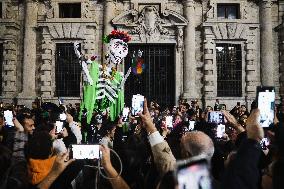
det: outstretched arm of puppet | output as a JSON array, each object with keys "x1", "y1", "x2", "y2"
[
  {"x1": 120, "y1": 67, "x2": 131, "y2": 89},
  {"x1": 74, "y1": 42, "x2": 94, "y2": 85}
]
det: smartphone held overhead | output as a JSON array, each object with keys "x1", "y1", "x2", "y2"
[
  {"x1": 122, "y1": 107, "x2": 130, "y2": 122},
  {"x1": 4, "y1": 110, "x2": 14, "y2": 127},
  {"x1": 207, "y1": 111, "x2": 225, "y2": 125},
  {"x1": 166, "y1": 116, "x2": 173, "y2": 128},
  {"x1": 131, "y1": 94, "x2": 144, "y2": 116},
  {"x1": 176, "y1": 156, "x2": 212, "y2": 189},
  {"x1": 55, "y1": 121, "x2": 64, "y2": 133},
  {"x1": 70, "y1": 144, "x2": 101, "y2": 159},
  {"x1": 216, "y1": 124, "x2": 225, "y2": 138},
  {"x1": 188, "y1": 121, "x2": 195, "y2": 131},
  {"x1": 256, "y1": 86, "x2": 275, "y2": 128}
]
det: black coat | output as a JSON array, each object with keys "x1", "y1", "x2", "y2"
[{"x1": 221, "y1": 139, "x2": 262, "y2": 189}]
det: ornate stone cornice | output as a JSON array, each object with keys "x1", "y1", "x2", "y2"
[
  {"x1": 112, "y1": 6, "x2": 187, "y2": 42},
  {"x1": 183, "y1": 0, "x2": 201, "y2": 7},
  {"x1": 203, "y1": 22, "x2": 259, "y2": 41},
  {"x1": 38, "y1": 20, "x2": 97, "y2": 39},
  {"x1": 252, "y1": 0, "x2": 277, "y2": 6}
]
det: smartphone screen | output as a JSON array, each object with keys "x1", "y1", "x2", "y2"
[
  {"x1": 257, "y1": 87, "x2": 275, "y2": 128},
  {"x1": 55, "y1": 121, "x2": 63, "y2": 133},
  {"x1": 71, "y1": 144, "x2": 100, "y2": 159},
  {"x1": 59, "y1": 113, "x2": 67, "y2": 121},
  {"x1": 177, "y1": 159, "x2": 212, "y2": 189},
  {"x1": 166, "y1": 116, "x2": 173, "y2": 128},
  {"x1": 260, "y1": 137, "x2": 270, "y2": 150},
  {"x1": 207, "y1": 111, "x2": 225, "y2": 124},
  {"x1": 131, "y1": 94, "x2": 144, "y2": 116},
  {"x1": 189, "y1": 121, "x2": 195, "y2": 131},
  {"x1": 216, "y1": 124, "x2": 225, "y2": 138},
  {"x1": 4, "y1": 110, "x2": 14, "y2": 127},
  {"x1": 122, "y1": 107, "x2": 130, "y2": 122}
]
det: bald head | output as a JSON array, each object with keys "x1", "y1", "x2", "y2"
[{"x1": 180, "y1": 131, "x2": 214, "y2": 160}]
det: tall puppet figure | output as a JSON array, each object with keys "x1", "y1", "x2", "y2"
[{"x1": 74, "y1": 30, "x2": 131, "y2": 123}]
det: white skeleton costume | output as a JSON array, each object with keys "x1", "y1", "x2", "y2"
[{"x1": 74, "y1": 31, "x2": 132, "y2": 122}]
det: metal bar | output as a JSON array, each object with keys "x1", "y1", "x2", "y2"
[
  {"x1": 0, "y1": 44, "x2": 3, "y2": 95},
  {"x1": 55, "y1": 43, "x2": 81, "y2": 97},
  {"x1": 216, "y1": 43, "x2": 242, "y2": 97}
]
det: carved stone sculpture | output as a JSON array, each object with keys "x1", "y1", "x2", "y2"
[{"x1": 130, "y1": 6, "x2": 169, "y2": 42}]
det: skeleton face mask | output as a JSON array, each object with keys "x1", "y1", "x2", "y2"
[{"x1": 108, "y1": 39, "x2": 128, "y2": 64}]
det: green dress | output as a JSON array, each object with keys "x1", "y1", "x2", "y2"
[{"x1": 79, "y1": 61, "x2": 124, "y2": 123}]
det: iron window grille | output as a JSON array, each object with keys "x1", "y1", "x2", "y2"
[
  {"x1": 0, "y1": 2, "x2": 2, "y2": 18},
  {"x1": 59, "y1": 3, "x2": 81, "y2": 18},
  {"x1": 216, "y1": 43, "x2": 242, "y2": 97},
  {"x1": 124, "y1": 44, "x2": 175, "y2": 109},
  {"x1": 217, "y1": 4, "x2": 240, "y2": 19},
  {"x1": 55, "y1": 43, "x2": 81, "y2": 97},
  {"x1": 0, "y1": 44, "x2": 2, "y2": 95}
]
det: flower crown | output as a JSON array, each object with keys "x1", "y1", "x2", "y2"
[{"x1": 103, "y1": 30, "x2": 131, "y2": 44}]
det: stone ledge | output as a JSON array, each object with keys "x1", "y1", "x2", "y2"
[
  {"x1": 41, "y1": 86, "x2": 52, "y2": 92},
  {"x1": 204, "y1": 63, "x2": 214, "y2": 70},
  {"x1": 4, "y1": 54, "x2": 17, "y2": 60},
  {"x1": 246, "y1": 54, "x2": 255, "y2": 61},
  {"x1": 41, "y1": 75, "x2": 52, "y2": 82},
  {"x1": 42, "y1": 54, "x2": 52, "y2": 60},
  {"x1": 41, "y1": 92, "x2": 52, "y2": 98},
  {"x1": 204, "y1": 53, "x2": 214, "y2": 60},
  {"x1": 4, "y1": 43, "x2": 16, "y2": 50},
  {"x1": 42, "y1": 44, "x2": 52, "y2": 50},
  {"x1": 204, "y1": 85, "x2": 215, "y2": 92},
  {"x1": 245, "y1": 43, "x2": 255, "y2": 50},
  {"x1": 246, "y1": 65, "x2": 257, "y2": 71},
  {"x1": 3, "y1": 65, "x2": 16, "y2": 71},
  {"x1": 3, "y1": 86, "x2": 16, "y2": 92},
  {"x1": 246, "y1": 74, "x2": 257, "y2": 81},
  {"x1": 246, "y1": 86, "x2": 256, "y2": 92},
  {"x1": 41, "y1": 64, "x2": 52, "y2": 71},
  {"x1": 3, "y1": 76, "x2": 16, "y2": 81},
  {"x1": 204, "y1": 75, "x2": 214, "y2": 81}
]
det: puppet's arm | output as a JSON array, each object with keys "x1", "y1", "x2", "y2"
[{"x1": 74, "y1": 42, "x2": 94, "y2": 85}]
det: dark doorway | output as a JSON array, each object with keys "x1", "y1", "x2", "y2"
[{"x1": 124, "y1": 44, "x2": 175, "y2": 109}]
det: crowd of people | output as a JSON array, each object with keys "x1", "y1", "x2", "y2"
[{"x1": 0, "y1": 97, "x2": 283, "y2": 189}]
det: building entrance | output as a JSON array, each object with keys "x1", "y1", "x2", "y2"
[{"x1": 124, "y1": 44, "x2": 175, "y2": 109}]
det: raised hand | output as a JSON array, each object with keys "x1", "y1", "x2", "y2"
[
  {"x1": 222, "y1": 110, "x2": 245, "y2": 134},
  {"x1": 51, "y1": 153, "x2": 75, "y2": 175},
  {"x1": 100, "y1": 145, "x2": 111, "y2": 170},
  {"x1": 246, "y1": 109, "x2": 264, "y2": 142},
  {"x1": 138, "y1": 98, "x2": 157, "y2": 134}
]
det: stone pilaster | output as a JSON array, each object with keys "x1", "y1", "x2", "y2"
[
  {"x1": 40, "y1": 27, "x2": 53, "y2": 98},
  {"x1": 2, "y1": 40, "x2": 17, "y2": 96},
  {"x1": 183, "y1": 0, "x2": 197, "y2": 99},
  {"x1": 20, "y1": 0, "x2": 38, "y2": 97},
  {"x1": 279, "y1": 28, "x2": 284, "y2": 99},
  {"x1": 203, "y1": 40, "x2": 215, "y2": 97},
  {"x1": 245, "y1": 41, "x2": 258, "y2": 97},
  {"x1": 0, "y1": 1, "x2": 20, "y2": 97},
  {"x1": 82, "y1": 23, "x2": 97, "y2": 57},
  {"x1": 260, "y1": 0, "x2": 274, "y2": 86},
  {"x1": 103, "y1": 0, "x2": 115, "y2": 63}
]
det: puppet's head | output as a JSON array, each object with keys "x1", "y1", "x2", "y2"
[{"x1": 104, "y1": 30, "x2": 131, "y2": 65}]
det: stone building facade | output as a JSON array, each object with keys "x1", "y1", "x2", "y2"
[{"x1": 0, "y1": 0, "x2": 283, "y2": 109}]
